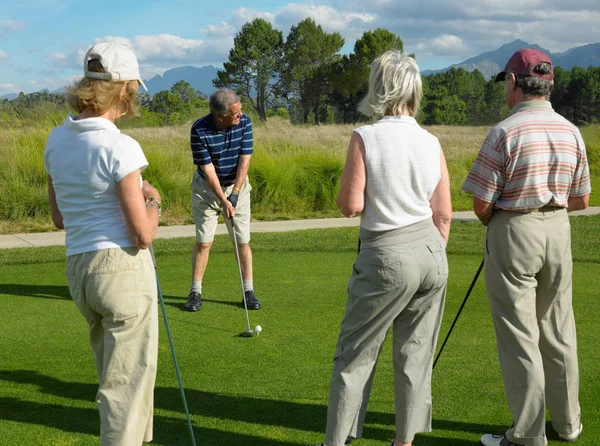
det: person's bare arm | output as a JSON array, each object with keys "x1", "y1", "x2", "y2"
[
  {"x1": 337, "y1": 132, "x2": 366, "y2": 218},
  {"x1": 429, "y1": 149, "x2": 452, "y2": 243},
  {"x1": 233, "y1": 154, "x2": 251, "y2": 192},
  {"x1": 117, "y1": 170, "x2": 160, "y2": 249},
  {"x1": 568, "y1": 194, "x2": 589, "y2": 212},
  {"x1": 473, "y1": 196, "x2": 494, "y2": 226},
  {"x1": 47, "y1": 175, "x2": 64, "y2": 229},
  {"x1": 200, "y1": 163, "x2": 235, "y2": 218}
]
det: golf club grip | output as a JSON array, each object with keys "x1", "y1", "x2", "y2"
[{"x1": 149, "y1": 244, "x2": 157, "y2": 268}]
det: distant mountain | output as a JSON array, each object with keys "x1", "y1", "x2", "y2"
[
  {"x1": 422, "y1": 39, "x2": 600, "y2": 79},
  {"x1": 1, "y1": 93, "x2": 17, "y2": 100},
  {"x1": 144, "y1": 65, "x2": 219, "y2": 96}
]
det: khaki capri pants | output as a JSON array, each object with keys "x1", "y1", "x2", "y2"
[
  {"x1": 66, "y1": 247, "x2": 158, "y2": 446},
  {"x1": 325, "y1": 219, "x2": 448, "y2": 445},
  {"x1": 191, "y1": 170, "x2": 252, "y2": 244}
]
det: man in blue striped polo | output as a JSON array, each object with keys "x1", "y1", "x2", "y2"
[{"x1": 185, "y1": 88, "x2": 261, "y2": 312}]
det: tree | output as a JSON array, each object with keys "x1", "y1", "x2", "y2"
[
  {"x1": 282, "y1": 18, "x2": 344, "y2": 124},
  {"x1": 214, "y1": 18, "x2": 284, "y2": 121},
  {"x1": 149, "y1": 90, "x2": 185, "y2": 117},
  {"x1": 170, "y1": 80, "x2": 197, "y2": 104},
  {"x1": 329, "y1": 29, "x2": 404, "y2": 123}
]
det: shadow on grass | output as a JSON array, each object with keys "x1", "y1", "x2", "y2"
[
  {"x1": 0, "y1": 283, "x2": 71, "y2": 300},
  {"x1": 161, "y1": 294, "x2": 244, "y2": 311},
  {"x1": 0, "y1": 397, "x2": 304, "y2": 445},
  {"x1": 1, "y1": 370, "x2": 499, "y2": 444}
]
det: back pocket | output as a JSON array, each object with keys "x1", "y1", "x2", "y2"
[{"x1": 427, "y1": 241, "x2": 448, "y2": 275}]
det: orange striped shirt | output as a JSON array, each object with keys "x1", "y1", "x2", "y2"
[{"x1": 462, "y1": 101, "x2": 590, "y2": 211}]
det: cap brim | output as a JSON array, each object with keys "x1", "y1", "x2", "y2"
[
  {"x1": 495, "y1": 72, "x2": 506, "y2": 82},
  {"x1": 138, "y1": 79, "x2": 148, "y2": 92}
]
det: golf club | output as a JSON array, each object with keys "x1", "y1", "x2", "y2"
[
  {"x1": 149, "y1": 245, "x2": 197, "y2": 446},
  {"x1": 433, "y1": 258, "x2": 484, "y2": 370},
  {"x1": 230, "y1": 217, "x2": 254, "y2": 338}
]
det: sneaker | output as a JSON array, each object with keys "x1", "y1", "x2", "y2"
[
  {"x1": 480, "y1": 434, "x2": 520, "y2": 446},
  {"x1": 242, "y1": 289, "x2": 261, "y2": 310},
  {"x1": 558, "y1": 423, "x2": 582, "y2": 442},
  {"x1": 184, "y1": 291, "x2": 202, "y2": 312},
  {"x1": 315, "y1": 440, "x2": 353, "y2": 446},
  {"x1": 480, "y1": 434, "x2": 547, "y2": 446}
]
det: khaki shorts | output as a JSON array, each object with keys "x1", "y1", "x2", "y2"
[{"x1": 190, "y1": 170, "x2": 252, "y2": 244}]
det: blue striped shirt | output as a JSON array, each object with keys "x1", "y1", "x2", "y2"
[{"x1": 190, "y1": 113, "x2": 254, "y2": 186}]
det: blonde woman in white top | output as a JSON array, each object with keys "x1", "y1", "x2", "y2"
[
  {"x1": 45, "y1": 43, "x2": 161, "y2": 445},
  {"x1": 318, "y1": 51, "x2": 452, "y2": 446}
]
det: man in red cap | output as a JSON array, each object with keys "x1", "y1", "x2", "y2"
[{"x1": 462, "y1": 48, "x2": 590, "y2": 446}]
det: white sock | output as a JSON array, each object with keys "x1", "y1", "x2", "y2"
[
  {"x1": 191, "y1": 280, "x2": 202, "y2": 294},
  {"x1": 243, "y1": 280, "x2": 253, "y2": 292}
]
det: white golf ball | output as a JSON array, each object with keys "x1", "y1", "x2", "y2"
[{"x1": 255, "y1": 325, "x2": 262, "y2": 333}]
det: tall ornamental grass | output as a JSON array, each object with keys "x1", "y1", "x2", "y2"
[{"x1": 1, "y1": 116, "x2": 599, "y2": 234}]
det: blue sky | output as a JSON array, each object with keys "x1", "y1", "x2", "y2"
[{"x1": 1, "y1": 0, "x2": 599, "y2": 96}]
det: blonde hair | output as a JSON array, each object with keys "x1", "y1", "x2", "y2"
[
  {"x1": 358, "y1": 50, "x2": 422, "y2": 118},
  {"x1": 66, "y1": 59, "x2": 138, "y2": 118}
]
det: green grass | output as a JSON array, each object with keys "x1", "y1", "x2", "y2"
[
  {"x1": 2, "y1": 121, "x2": 599, "y2": 234},
  {"x1": 0, "y1": 218, "x2": 599, "y2": 445}
]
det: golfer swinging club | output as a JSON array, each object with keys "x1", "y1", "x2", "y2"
[
  {"x1": 185, "y1": 88, "x2": 261, "y2": 312},
  {"x1": 463, "y1": 48, "x2": 590, "y2": 446}
]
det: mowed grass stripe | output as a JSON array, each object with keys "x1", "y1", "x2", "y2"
[{"x1": 0, "y1": 220, "x2": 598, "y2": 445}]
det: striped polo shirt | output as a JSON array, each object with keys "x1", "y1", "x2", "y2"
[
  {"x1": 190, "y1": 113, "x2": 253, "y2": 186},
  {"x1": 462, "y1": 101, "x2": 590, "y2": 211}
]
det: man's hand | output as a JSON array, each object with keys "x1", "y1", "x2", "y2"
[
  {"x1": 222, "y1": 199, "x2": 235, "y2": 219},
  {"x1": 227, "y1": 192, "x2": 239, "y2": 208}
]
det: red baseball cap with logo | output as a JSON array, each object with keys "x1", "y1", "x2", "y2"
[{"x1": 495, "y1": 48, "x2": 554, "y2": 82}]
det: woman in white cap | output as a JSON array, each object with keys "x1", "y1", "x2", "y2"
[{"x1": 44, "y1": 42, "x2": 161, "y2": 445}]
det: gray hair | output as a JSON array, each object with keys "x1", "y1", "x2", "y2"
[
  {"x1": 515, "y1": 62, "x2": 554, "y2": 99},
  {"x1": 358, "y1": 50, "x2": 422, "y2": 118},
  {"x1": 209, "y1": 88, "x2": 240, "y2": 115}
]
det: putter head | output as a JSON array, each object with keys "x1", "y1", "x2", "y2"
[{"x1": 240, "y1": 329, "x2": 255, "y2": 338}]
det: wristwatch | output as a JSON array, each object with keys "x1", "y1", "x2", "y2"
[{"x1": 145, "y1": 196, "x2": 162, "y2": 217}]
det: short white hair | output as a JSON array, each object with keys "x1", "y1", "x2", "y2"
[{"x1": 358, "y1": 50, "x2": 422, "y2": 118}]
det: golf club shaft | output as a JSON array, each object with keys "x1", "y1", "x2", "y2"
[
  {"x1": 433, "y1": 258, "x2": 484, "y2": 370},
  {"x1": 149, "y1": 246, "x2": 197, "y2": 446},
  {"x1": 231, "y1": 217, "x2": 251, "y2": 331}
]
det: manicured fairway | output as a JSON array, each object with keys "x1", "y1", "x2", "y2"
[{"x1": 0, "y1": 218, "x2": 598, "y2": 445}]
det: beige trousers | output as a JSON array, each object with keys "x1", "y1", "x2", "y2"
[
  {"x1": 66, "y1": 247, "x2": 158, "y2": 446},
  {"x1": 485, "y1": 208, "x2": 581, "y2": 446},
  {"x1": 191, "y1": 170, "x2": 252, "y2": 243},
  {"x1": 325, "y1": 219, "x2": 448, "y2": 445}
]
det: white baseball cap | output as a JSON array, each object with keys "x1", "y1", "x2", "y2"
[{"x1": 83, "y1": 42, "x2": 148, "y2": 91}]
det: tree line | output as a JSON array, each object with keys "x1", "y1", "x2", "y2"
[{"x1": 2, "y1": 19, "x2": 599, "y2": 127}]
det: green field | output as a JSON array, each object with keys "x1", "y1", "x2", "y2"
[
  {"x1": 0, "y1": 218, "x2": 598, "y2": 445},
  {"x1": 1, "y1": 119, "x2": 599, "y2": 234}
]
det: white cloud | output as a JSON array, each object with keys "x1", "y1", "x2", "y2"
[
  {"x1": 0, "y1": 20, "x2": 25, "y2": 32},
  {"x1": 321, "y1": 0, "x2": 600, "y2": 62},
  {"x1": 0, "y1": 50, "x2": 7, "y2": 58},
  {"x1": 231, "y1": 7, "x2": 276, "y2": 27},
  {"x1": 202, "y1": 21, "x2": 236, "y2": 38}
]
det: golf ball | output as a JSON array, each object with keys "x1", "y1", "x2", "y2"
[{"x1": 255, "y1": 325, "x2": 262, "y2": 333}]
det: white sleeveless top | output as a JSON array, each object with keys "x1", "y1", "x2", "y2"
[{"x1": 354, "y1": 115, "x2": 441, "y2": 232}]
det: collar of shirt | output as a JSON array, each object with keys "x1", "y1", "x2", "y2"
[
  {"x1": 65, "y1": 114, "x2": 119, "y2": 133},
  {"x1": 508, "y1": 100, "x2": 553, "y2": 117},
  {"x1": 378, "y1": 115, "x2": 419, "y2": 125}
]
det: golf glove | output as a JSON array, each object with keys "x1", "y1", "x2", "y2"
[{"x1": 227, "y1": 192, "x2": 239, "y2": 208}]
